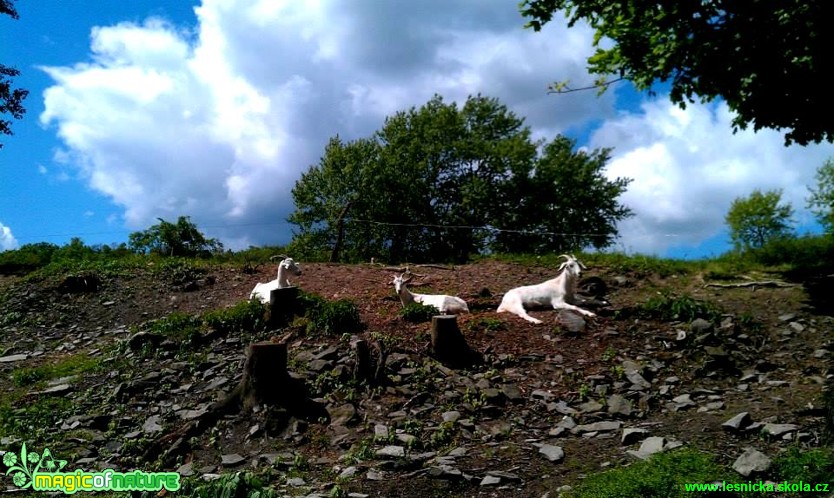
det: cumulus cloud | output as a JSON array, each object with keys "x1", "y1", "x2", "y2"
[
  {"x1": 37, "y1": 0, "x2": 607, "y2": 249},
  {"x1": 591, "y1": 99, "x2": 834, "y2": 255},
  {"x1": 36, "y1": 0, "x2": 834, "y2": 254},
  {"x1": 0, "y1": 223, "x2": 19, "y2": 251}
]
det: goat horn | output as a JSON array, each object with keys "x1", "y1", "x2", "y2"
[
  {"x1": 558, "y1": 254, "x2": 571, "y2": 261},
  {"x1": 270, "y1": 254, "x2": 289, "y2": 261}
]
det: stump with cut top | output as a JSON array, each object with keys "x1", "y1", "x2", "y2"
[
  {"x1": 267, "y1": 286, "x2": 299, "y2": 327},
  {"x1": 430, "y1": 315, "x2": 482, "y2": 368}
]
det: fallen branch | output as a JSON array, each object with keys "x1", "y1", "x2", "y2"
[{"x1": 704, "y1": 280, "x2": 796, "y2": 289}]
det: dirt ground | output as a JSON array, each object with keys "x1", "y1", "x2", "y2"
[{"x1": 0, "y1": 259, "x2": 831, "y2": 497}]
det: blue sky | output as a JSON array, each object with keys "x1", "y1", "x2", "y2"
[{"x1": 2, "y1": 0, "x2": 832, "y2": 258}]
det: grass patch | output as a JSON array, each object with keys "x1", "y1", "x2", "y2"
[
  {"x1": 12, "y1": 355, "x2": 101, "y2": 388},
  {"x1": 566, "y1": 448, "x2": 727, "y2": 498},
  {"x1": 639, "y1": 292, "x2": 722, "y2": 322},
  {"x1": 771, "y1": 447, "x2": 834, "y2": 494}
]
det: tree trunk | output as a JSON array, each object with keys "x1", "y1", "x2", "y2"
[
  {"x1": 352, "y1": 337, "x2": 387, "y2": 385},
  {"x1": 330, "y1": 200, "x2": 353, "y2": 263},
  {"x1": 430, "y1": 315, "x2": 481, "y2": 368},
  {"x1": 268, "y1": 286, "x2": 299, "y2": 327}
]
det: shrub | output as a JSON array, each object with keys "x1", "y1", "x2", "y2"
[
  {"x1": 399, "y1": 302, "x2": 439, "y2": 323},
  {"x1": 309, "y1": 298, "x2": 364, "y2": 335},
  {"x1": 640, "y1": 292, "x2": 722, "y2": 322},
  {"x1": 203, "y1": 300, "x2": 267, "y2": 334},
  {"x1": 771, "y1": 447, "x2": 834, "y2": 493}
]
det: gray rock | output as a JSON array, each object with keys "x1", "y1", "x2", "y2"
[
  {"x1": 442, "y1": 411, "x2": 461, "y2": 423},
  {"x1": 480, "y1": 475, "x2": 502, "y2": 486},
  {"x1": 572, "y1": 421, "x2": 622, "y2": 434},
  {"x1": 690, "y1": 318, "x2": 713, "y2": 334},
  {"x1": 627, "y1": 436, "x2": 665, "y2": 459},
  {"x1": 607, "y1": 394, "x2": 633, "y2": 417},
  {"x1": 286, "y1": 477, "x2": 306, "y2": 486},
  {"x1": 578, "y1": 400, "x2": 604, "y2": 413},
  {"x1": 534, "y1": 443, "x2": 565, "y2": 463},
  {"x1": 142, "y1": 415, "x2": 163, "y2": 434},
  {"x1": 339, "y1": 466, "x2": 358, "y2": 479},
  {"x1": 762, "y1": 423, "x2": 798, "y2": 437},
  {"x1": 626, "y1": 371, "x2": 651, "y2": 390},
  {"x1": 376, "y1": 445, "x2": 405, "y2": 458},
  {"x1": 501, "y1": 384, "x2": 524, "y2": 402},
  {"x1": 621, "y1": 428, "x2": 650, "y2": 445},
  {"x1": 0, "y1": 354, "x2": 28, "y2": 363},
  {"x1": 221, "y1": 453, "x2": 245, "y2": 466},
  {"x1": 329, "y1": 403, "x2": 358, "y2": 426},
  {"x1": 732, "y1": 448, "x2": 772, "y2": 477}
]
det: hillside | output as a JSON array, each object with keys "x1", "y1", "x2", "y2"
[{"x1": 0, "y1": 258, "x2": 832, "y2": 497}]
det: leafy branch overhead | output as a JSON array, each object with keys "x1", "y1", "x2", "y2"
[
  {"x1": 1, "y1": 0, "x2": 28, "y2": 148},
  {"x1": 520, "y1": 0, "x2": 834, "y2": 146}
]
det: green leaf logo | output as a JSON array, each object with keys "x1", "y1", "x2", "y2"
[{"x1": 3, "y1": 443, "x2": 66, "y2": 489}]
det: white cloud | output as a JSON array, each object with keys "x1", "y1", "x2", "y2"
[
  {"x1": 0, "y1": 223, "x2": 19, "y2": 251},
  {"x1": 35, "y1": 0, "x2": 834, "y2": 254},
  {"x1": 591, "y1": 99, "x2": 834, "y2": 255},
  {"x1": 37, "y1": 0, "x2": 609, "y2": 249}
]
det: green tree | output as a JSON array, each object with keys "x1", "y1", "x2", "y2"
[
  {"x1": 1, "y1": 0, "x2": 28, "y2": 148},
  {"x1": 520, "y1": 0, "x2": 834, "y2": 146},
  {"x1": 128, "y1": 216, "x2": 222, "y2": 257},
  {"x1": 289, "y1": 94, "x2": 632, "y2": 262},
  {"x1": 492, "y1": 136, "x2": 632, "y2": 253},
  {"x1": 725, "y1": 189, "x2": 795, "y2": 251},
  {"x1": 807, "y1": 158, "x2": 834, "y2": 234}
]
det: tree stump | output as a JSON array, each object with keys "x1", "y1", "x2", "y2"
[
  {"x1": 352, "y1": 337, "x2": 387, "y2": 386},
  {"x1": 430, "y1": 315, "x2": 482, "y2": 368},
  {"x1": 268, "y1": 286, "x2": 299, "y2": 327}
]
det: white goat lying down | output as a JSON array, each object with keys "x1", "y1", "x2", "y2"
[
  {"x1": 392, "y1": 272, "x2": 469, "y2": 315},
  {"x1": 250, "y1": 255, "x2": 302, "y2": 304},
  {"x1": 497, "y1": 254, "x2": 595, "y2": 324}
]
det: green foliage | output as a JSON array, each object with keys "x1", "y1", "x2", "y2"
[
  {"x1": 492, "y1": 136, "x2": 632, "y2": 253},
  {"x1": 725, "y1": 189, "x2": 794, "y2": 251},
  {"x1": 289, "y1": 94, "x2": 632, "y2": 262},
  {"x1": 309, "y1": 298, "x2": 364, "y2": 336},
  {"x1": 1, "y1": 2, "x2": 27, "y2": 148},
  {"x1": 152, "y1": 257, "x2": 207, "y2": 286},
  {"x1": 129, "y1": 216, "x2": 223, "y2": 257},
  {"x1": 565, "y1": 448, "x2": 728, "y2": 498},
  {"x1": 295, "y1": 291, "x2": 364, "y2": 336},
  {"x1": 640, "y1": 292, "x2": 722, "y2": 323},
  {"x1": 399, "y1": 302, "x2": 439, "y2": 323},
  {"x1": 746, "y1": 233, "x2": 834, "y2": 276},
  {"x1": 468, "y1": 316, "x2": 506, "y2": 333},
  {"x1": 808, "y1": 157, "x2": 834, "y2": 233},
  {"x1": 771, "y1": 447, "x2": 834, "y2": 494},
  {"x1": 203, "y1": 300, "x2": 267, "y2": 334},
  {"x1": 521, "y1": 0, "x2": 834, "y2": 146},
  {"x1": 147, "y1": 312, "x2": 203, "y2": 344},
  {"x1": 11, "y1": 355, "x2": 100, "y2": 387},
  {"x1": 179, "y1": 471, "x2": 278, "y2": 498}
]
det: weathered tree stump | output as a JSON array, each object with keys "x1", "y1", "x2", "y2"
[
  {"x1": 267, "y1": 286, "x2": 299, "y2": 327},
  {"x1": 352, "y1": 337, "x2": 387, "y2": 386},
  {"x1": 430, "y1": 315, "x2": 482, "y2": 368},
  {"x1": 145, "y1": 339, "x2": 327, "y2": 467}
]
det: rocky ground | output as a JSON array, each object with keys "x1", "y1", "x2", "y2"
[{"x1": 0, "y1": 259, "x2": 832, "y2": 497}]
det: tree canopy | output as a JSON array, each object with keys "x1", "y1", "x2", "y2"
[
  {"x1": 1, "y1": 0, "x2": 27, "y2": 148},
  {"x1": 807, "y1": 158, "x2": 834, "y2": 234},
  {"x1": 128, "y1": 216, "x2": 223, "y2": 257},
  {"x1": 725, "y1": 189, "x2": 794, "y2": 251},
  {"x1": 288, "y1": 94, "x2": 632, "y2": 263},
  {"x1": 520, "y1": 0, "x2": 834, "y2": 146}
]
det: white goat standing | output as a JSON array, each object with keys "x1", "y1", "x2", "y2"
[
  {"x1": 392, "y1": 272, "x2": 469, "y2": 315},
  {"x1": 496, "y1": 254, "x2": 595, "y2": 324},
  {"x1": 249, "y1": 255, "x2": 302, "y2": 304}
]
